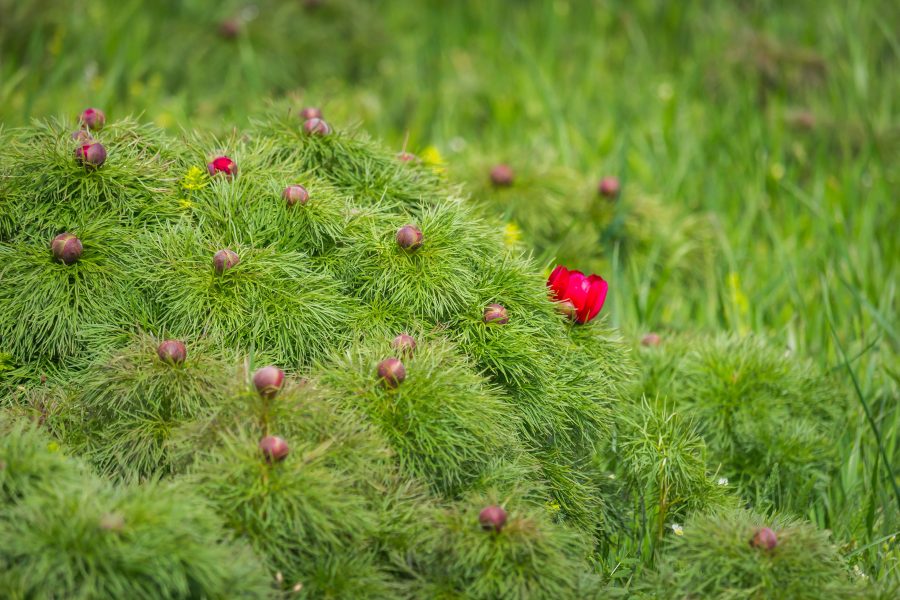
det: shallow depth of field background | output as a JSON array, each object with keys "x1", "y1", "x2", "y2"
[{"x1": 2, "y1": 0, "x2": 898, "y2": 582}]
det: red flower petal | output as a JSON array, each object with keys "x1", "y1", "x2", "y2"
[
  {"x1": 547, "y1": 265, "x2": 570, "y2": 299},
  {"x1": 579, "y1": 275, "x2": 608, "y2": 323},
  {"x1": 563, "y1": 271, "x2": 589, "y2": 312}
]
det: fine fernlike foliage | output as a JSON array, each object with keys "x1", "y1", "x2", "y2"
[
  {"x1": 0, "y1": 417, "x2": 271, "y2": 599},
  {"x1": 71, "y1": 334, "x2": 240, "y2": 480},
  {"x1": 635, "y1": 334, "x2": 841, "y2": 514},
  {"x1": 408, "y1": 493, "x2": 605, "y2": 599},
  {"x1": 636, "y1": 507, "x2": 870, "y2": 599},
  {"x1": 0, "y1": 113, "x2": 862, "y2": 597}
]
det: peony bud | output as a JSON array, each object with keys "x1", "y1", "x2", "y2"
[
  {"x1": 259, "y1": 435, "x2": 290, "y2": 463},
  {"x1": 489, "y1": 164, "x2": 514, "y2": 187},
  {"x1": 303, "y1": 117, "x2": 331, "y2": 136},
  {"x1": 71, "y1": 130, "x2": 93, "y2": 144},
  {"x1": 218, "y1": 19, "x2": 240, "y2": 39},
  {"x1": 213, "y1": 249, "x2": 240, "y2": 274},
  {"x1": 641, "y1": 333, "x2": 661, "y2": 347},
  {"x1": 74, "y1": 142, "x2": 107, "y2": 169},
  {"x1": 79, "y1": 108, "x2": 106, "y2": 131},
  {"x1": 300, "y1": 107, "x2": 322, "y2": 120},
  {"x1": 51, "y1": 233, "x2": 83, "y2": 265},
  {"x1": 207, "y1": 156, "x2": 238, "y2": 179},
  {"x1": 396, "y1": 225, "x2": 424, "y2": 251},
  {"x1": 751, "y1": 527, "x2": 778, "y2": 550},
  {"x1": 282, "y1": 184, "x2": 310, "y2": 206},
  {"x1": 483, "y1": 303, "x2": 509, "y2": 325},
  {"x1": 377, "y1": 357, "x2": 406, "y2": 388},
  {"x1": 478, "y1": 505, "x2": 507, "y2": 532},
  {"x1": 253, "y1": 366, "x2": 285, "y2": 399},
  {"x1": 98, "y1": 512, "x2": 126, "y2": 532},
  {"x1": 598, "y1": 176, "x2": 620, "y2": 199},
  {"x1": 157, "y1": 340, "x2": 187, "y2": 365},
  {"x1": 556, "y1": 300, "x2": 577, "y2": 320},
  {"x1": 391, "y1": 333, "x2": 417, "y2": 357}
]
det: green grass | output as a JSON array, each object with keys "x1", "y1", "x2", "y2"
[{"x1": 2, "y1": 0, "x2": 898, "y2": 587}]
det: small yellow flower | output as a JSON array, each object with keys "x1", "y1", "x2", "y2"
[
  {"x1": 503, "y1": 222, "x2": 522, "y2": 247},
  {"x1": 178, "y1": 198, "x2": 194, "y2": 210},
  {"x1": 47, "y1": 441, "x2": 60, "y2": 453},
  {"x1": 181, "y1": 166, "x2": 209, "y2": 191},
  {"x1": 670, "y1": 523, "x2": 684, "y2": 536},
  {"x1": 769, "y1": 163, "x2": 785, "y2": 181},
  {"x1": 545, "y1": 500, "x2": 561, "y2": 513},
  {"x1": 155, "y1": 112, "x2": 175, "y2": 129},
  {"x1": 726, "y1": 271, "x2": 750, "y2": 335},
  {"x1": 419, "y1": 145, "x2": 446, "y2": 174}
]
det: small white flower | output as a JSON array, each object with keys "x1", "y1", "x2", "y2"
[
  {"x1": 718, "y1": 477, "x2": 729, "y2": 486},
  {"x1": 853, "y1": 564, "x2": 868, "y2": 580},
  {"x1": 448, "y1": 137, "x2": 467, "y2": 153},
  {"x1": 670, "y1": 523, "x2": 684, "y2": 536}
]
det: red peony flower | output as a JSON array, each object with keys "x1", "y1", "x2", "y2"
[
  {"x1": 207, "y1": 156, "x2": 238, "y2": 178},
  {"x1": 547, "y1": 265, "x2": 608, "y2": 324}
]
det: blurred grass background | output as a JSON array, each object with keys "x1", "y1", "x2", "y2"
[{"x1": 2, "y1": 0, "x2": 898, "y2": 583}]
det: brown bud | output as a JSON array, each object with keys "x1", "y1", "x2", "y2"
[
  {"x1": 74, "y1": 142, "x2": 107, "y2": 169},
  {"x1": 213, "y1": 249, "x2": 240, "y2": 274},
  {"x1": 641, "y1": 333, "x2": 661, "y2": 347},
  {"x1": 218, "y1": 19, "x2": 241, "y2": 39},
  {"x1": 300, "y1": 107, "x2": 322, "y2": 120},
  {"x1": 253, "y1": 366, "x2": 285, "y2": 399},
  {"x1": 79, "y1": 108, "x2": 106, "y2": 131},
  {"x1": 51, "y1": 233, "x2": 83, "y2": 265},
  {"x1": 303, "y1": 117, "x2": 331, "y2": 136},
  {"x1": 391, "y1": 333, "x2": 417, "y2": 357},
  {"x1": 478, "y1": 505, "x2": 507, "y2": 532},
  {"x1": 396, "y1": 225, "x2": 424, "y2": 251},
  {"x1": 283, "y1": 184, "x2": 310, "y2": 206},
  {"x1": 555, "y1": 300, "x2": 577, "y2": 320},
  {"x1": 259, "y1": 435, "x2": 290, "y2": 463},
  {"x1": 157, "y1": 340, "x2": 187, "y2": 365},
  {"x1": 377, "y1": 357, "x2": 406, "y2": 388},
  {"x1": 751, "y1": 527, "x2": 778, "y2": 550},
  {"x1": 99, "y1": 512, "x2": 126, "y2": 532},
  {"x1": 71, "y1": 130, "x2": 93, "y2": 144},
  {"x1": 598, "y1": 176, "x2": 620, "y2": 199},
  {"x1": 483, "y1": 303, "x2": 509, "y2": 325},
  {"x1": 489, "y1": 164, "x2": 514, "y2": 187}
]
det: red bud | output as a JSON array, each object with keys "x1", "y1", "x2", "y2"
[
  {"x1": 51, "y1": 233, "x2": 83, "y2": 265},
  {"x1": 157, "y1": 340, "x2": 187, "y2": 365},
  {"x1": 303, "y1": 118, "x2": 331, "y2": 136},
  {"x1": 598, "y1": 176, "x2": 620, "y2": 199},
  {"x1": 489, "y1": 164, "x2": 514, "y2": 187},
  {"x1": 79, "y1": 108, "x2": 106, "y2": 131},
  {"x1": 377, "y1": 357, "x2": 406, "y2": 388},
  {"x1": 391, "y1": 333, "x2": 417, "y2": 357},
  {"x1": 483, "y1": 303, "x2": 509, "y2": 325},
  {"x1": 478, "y1": 505, "x2": 507, "y2": 532},
  {"x1": 300, "y1": 107, "x2": 322, "y2": 120},
  {"x1": 213, "y1": 249, "x2": 240, "y2": 274},
  {"x1": 751, "y1": 527, "x2": 778, "y2": 550},
  {"x1": 396, "y1": 225, "x2": 424, "y2": 251},
  {"x1": 207, "y1": 156, "x2": 238, "y2": 178},
  {"x1": 74, "y1": 142, "x2": 107, "y2": 169},
  {"x1": 253, "y1": 366, "x2": 285, "y2": 399},
  {"x1": 282, "y1": 184, "x2": 310, "y2": 206},
  {"x1": 259, "y1": 435, "x2": 290, "y2": 463}
]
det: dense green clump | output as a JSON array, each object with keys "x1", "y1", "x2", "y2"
[
  {"x1": 0, "y1": 114, "x2": 859, "y2": 597},
  {"x1": 635, "y1": 334, "x2": 842, "y2": 513},
  {"x1": 636, "y1": 507, "x2": 871, "y2": 599},
  {"x1": 0, "y1": 417, "x2": 272, "y2": 599}
]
